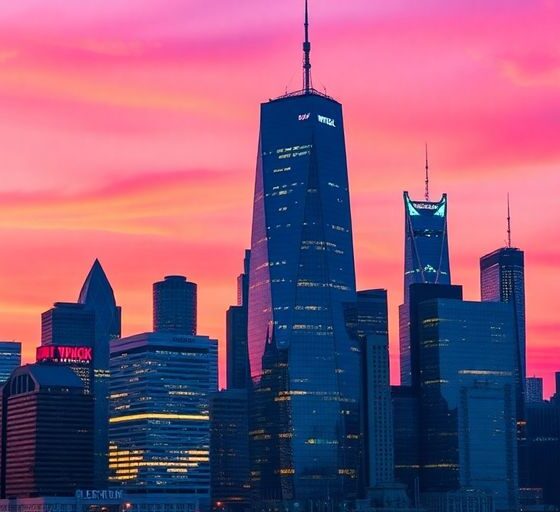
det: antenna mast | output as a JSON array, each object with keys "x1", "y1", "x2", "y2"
[
  {"x1": 303, "y1": 0, "x2": 311, "y2": 93},
  {"x1": 424, "y1": 143, "x2": 430, "y2": 201},
  {"x1": 507, "y1": 193, "x2": 512, "y2": 248}
]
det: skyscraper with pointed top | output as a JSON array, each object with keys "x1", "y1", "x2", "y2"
[
  {"x1": 480, "y1": 197, "x2": 526, "y2": 420},
  {"x1": 78, "y1": 259, "x2": 121, "y2": 486},
  {"x1": 399, "y1": 153, "x2": 451, "y2": 387},
  {"x1": 247, "y1": 1, "x2": 361, "y2": 506}
]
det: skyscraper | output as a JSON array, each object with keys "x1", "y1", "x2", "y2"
[
  {"x1": 247, "y1": 2, "x2": 360, "y2": 505},
  {"x1": 153, "y1": 275, "x2": 197, "y2": 335},
  {"x1": 109, "y1": 331, "x2": 217, "y2": 505},
  {"x1": 417, "y1": 298, "x2": 518, "y2": 511},
  {"x1": 399, "y1": 186, "x2": 451, "y2": 386},
  {"x1": 0, "y1": 364, "x2": 94, "y2": 498},
  {"x1": 78, "y1": 259, "x2": 122, "y2": 487},
  {"x1": 226, "y1": 251, "x2": 250, "y2": 390},
  {"x1": 0, "y1": 342, "x2": 21, "y2": 384},
  {"x1": 480, "y1": 247, "x2": 525, "y2": 417},
  {"x1": 526, "y1": 377, "x2": 544, "y2": 403}
]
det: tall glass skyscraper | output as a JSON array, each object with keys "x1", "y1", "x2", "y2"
[
  {"x1": 399, "y1": 192, "x2": 451, "y2": 386},
  {"x1": 247, "y1": 3, "x2": 360, "y2": 505},
  {"x1": 480, "y1": 247, "x2": 525, "y2": 418},
  {"x1": 153, "y1": 275, "x2": 197, "y2": 336}
]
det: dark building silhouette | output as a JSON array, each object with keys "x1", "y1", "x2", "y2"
[
  {"x1": 78, "y1": 259, "x2": 122, "y2": 487},
  {"x1": 210, "y1": 389, "x2": 250, "y2": 512},
  {"x1": 153, "y1": 275, "x2": 197, "y2": 335},
  {"x1": 399, "y1": 191, "x2": 451, "y2": 386},
  {"x1": 0, "y1": 364, "x2": 94, "y2": 498},
  {"x1": 226, "y1": 251, "x2": 250, "y2": 390},
  {"x1": 417, "y1": 298, "x2": 518, "y2": 512},
  {"x1": 526, "y1": 377, "x2": 544, "y2": 404},
  {"x1": 523, "y1": 401, "x2": 560, "y2": 508},
  {"x1": 0, "y1": 342, "x2": 21, "y2": 384},
  {"x1": 247, "y1": 3, "x2": 361, "y2": 505},
  {"x1": 480, "y1": 247, "x2": 526, "y2": 419}
]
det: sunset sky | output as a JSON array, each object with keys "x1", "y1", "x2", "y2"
[{"x1": 0, "y1": 1, "x2": 558, "y2": 395}]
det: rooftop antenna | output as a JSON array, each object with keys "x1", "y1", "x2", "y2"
[
  {"x1": 507, "y1": 193, "x2": 512, "y2": 248},
  {"x1": 424, "y1": 143, "x2": 430, "y2": 201},
  {"x1": 303, "y1": 0, "x2": 312, "y2": 93}
]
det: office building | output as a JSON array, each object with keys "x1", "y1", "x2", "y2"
[
  {"x1": 109, "y1": 331, "x2": 218, "y2": 507},
  {"x1": 480, "y1": 246, "x2": 526, "y2": 418},
  {"x1": 226, "y1": 251, "x2": 250, "y2": 390},
  {"x1": 210, "y1": 389, "x2": 250, "y2": 511},
  {"x1": 153, "y1": 275, "x2": 197, "y2": 335},
  {"x1": 247, "y1": 2, "x2": 361, "y2": 505},
  {"x1": 0, "y1": 342, "x2": 21, "y2": 384},
  {"x1": 526, "y1": 377, "x2": 544, "y2": 404},
  {"x1": 78, "y1": 259, "x2": 122, "y2": 486},
  {"x1": 417, "y1": 298, "x2": 518, "y2": 511},
  {"x1": 399, "y1": 190, "x2": 451, "y2": 386},
  {"x1": 0, "y1": 364, "x2": 94, "y2": 498}
]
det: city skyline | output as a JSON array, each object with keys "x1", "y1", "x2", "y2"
[{"x1": 0, "y1": 1, "x2": 558, "y2": 395}]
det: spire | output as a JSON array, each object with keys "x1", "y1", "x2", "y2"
[
  {"x1": 303, "y1": 0, "x2": 312, "y2": 93},
  {"x1": 424, "y1": 143, "x2": 430, "y2": 202},
  {"x1": 507, "y1": 193, "x2": 512, "y2": 248}
]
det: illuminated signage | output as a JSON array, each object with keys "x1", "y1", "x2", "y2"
[
  {"x1": 317, "y1": 114, "x2": 336, "y2": 127},
  {"x1": 76, "y1": 490, "x2": 124, "y2": 500},
  {"x1": 412, "y1": 202, "x2": 438, "y2": 210},
  {"x1": 298, "y1": 113, "x2": 311, "y2": 121},
  {"x1": 36, "y1": 345, "x2": 93, "y2": 364}
]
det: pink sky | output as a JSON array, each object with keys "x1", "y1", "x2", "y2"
[{"x1": 0, "y1": 1, "x2": 558, "y2": 395}]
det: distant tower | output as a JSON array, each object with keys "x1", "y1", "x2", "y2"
[
  {"x1": 153, "y1": 275, "x2": 197, "y2": 335},
  {"x1": 526, "y1": 377, "x2": 544, "y2": 403},
  {"x1": 399, "y1": 161, "x2": 451, "y2": 386},
  {"x1": 480, "y1": 198, "x2": 526, "y2": 419},
  {"x1": 78, "y1": 259, "x2": 121, "y2": 487},
  {"x1": 0, "y1": 342, "x2": 21, "y2": 384}
]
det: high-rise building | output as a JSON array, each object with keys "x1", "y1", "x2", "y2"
[
  {"x1": 0, "y1": 342, "x2": 21, "y2": 384},
  {"x1": 0, "y1": 364, "x2": 94, "y2": 498},
  {"x1": 226, "y1": 251, "x2": 250, "y2": 390},
  {"x1": 247, "y1": 3, "x2": 361, "y2": 505},
  {"x1": 210, "y1": 389, "x2": 250, "y2": 512},
  {"x1": 526, "y1": 377, "x2": 544, "y2": 404},
  {"x1": 480, "y1": 247, "x2": 526, "y2": 418},
  {"x1": 39, "y1": 302, "x2": 95, "y2": 393},
  {"x1": 109, "y1": 331, "x2": 218, "y2": 506},
  {"x1": 399, "y1": 190, "x2": 451, "y2": 386},
  {"x1": 78, "y1": 259, "x2": 122, "y2": 487},
  {"x1": 153, "y1": 275, "x2": 197, "y2": 335},
  {"x1": 417, "y1": 298, "x2": 518, "y2": 512}
]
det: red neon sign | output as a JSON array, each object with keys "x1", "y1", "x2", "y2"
[{"x1": 36, "y1": 345, "x2": 93, "y2": 363}]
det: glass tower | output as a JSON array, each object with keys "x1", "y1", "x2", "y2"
[
  {"x1": 153, "y1": 275, "x2": 197, "y2": 336},
  {"x1": 247, "y1": 4, "x2": 360, "y2": 504},
  {"x1": 399, "y1": 192, "x2": 451, "y2": 386},
  {"x1": 0, "y1": 342, "x2": 21, "y2": 384},
  {"x1": 480, "y1": 247, "x2": 525, "y2": 418}
]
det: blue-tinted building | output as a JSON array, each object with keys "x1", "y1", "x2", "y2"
[
  {"x1": 417, "y1": 298, "x2": 518, "y2": 511},
  {"x1": 0, "y1": 342, "x2": 21, "y2": 384},
  {"x1": 480, "y1": 247, "x2": 525, "y2": 418},
  {"x1": 400, "y1": 192, "x2": 451, "y2": 386},
  {"x1": 78, "y1": 259, "x2": 122, "y2": 487},
  {"x1": 153, "y1": 275, "x2": 197, "y2": 336},
  {"x1": 109, "y1": 331, "x2": 218, "y2": 504},
  {"x1": 247, "y1": 7, "x2": 360, "y2": 504}
]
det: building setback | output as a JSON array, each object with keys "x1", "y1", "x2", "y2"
[{"x1": 0, "y1": 364, "x2": 94, "y2": 498}]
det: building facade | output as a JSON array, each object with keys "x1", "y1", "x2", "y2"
[
  {"x1": 526, "y1": 377, "x2": 544, "y2": 404},
  {"x1": 400, "y1": 193, "x2": 451, "y2": 386},
  {"x1": 78, "y1": 259, "x2": 122, "y2": 487},
  {"x1": 0, "y1": 342, "x2": 21, "y2": 384},
  {"x1": 417, "y1": 299, "x2": 518, "y2": 512},
  {"x1": 480, "y1": 247, "x2": 526, "y2": 418},
  {"x1": 109, "y1": 332, "x2": 217, "y2": 505},
  {"x1": 153, "y1": 276, "x2": 197, "y2": 336},
  {"x1": 247, "y1": 84, "x2": 361, "y2": 504},
  {"x1": 0, "y1": 364, "x2": 94, "y2": 498}
]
